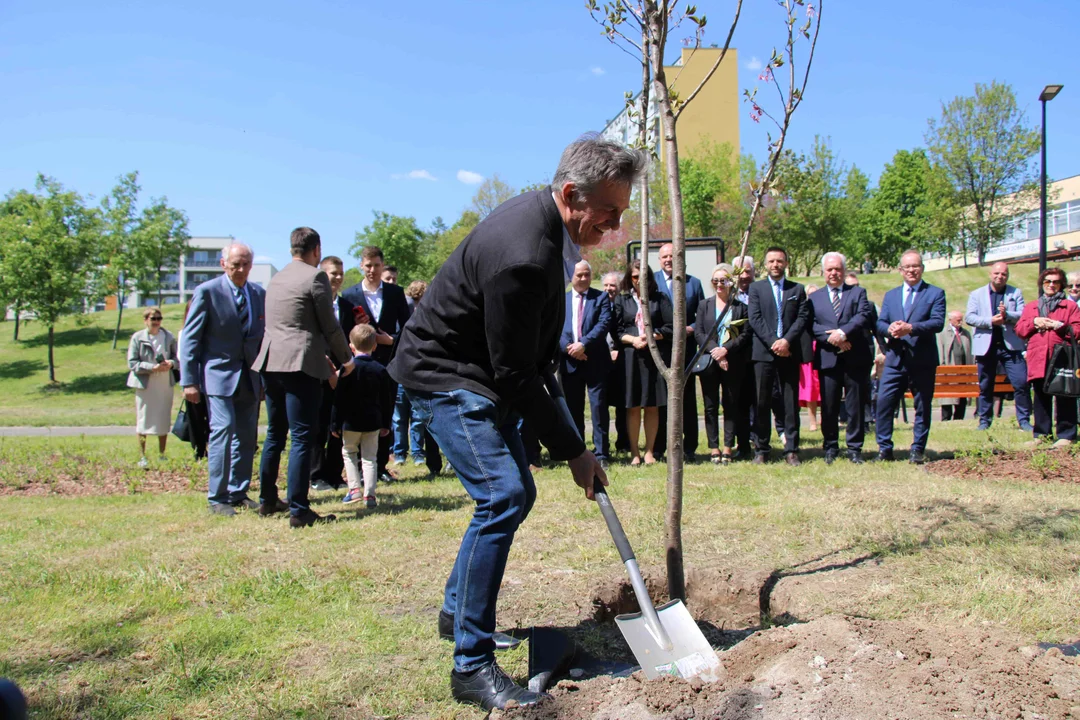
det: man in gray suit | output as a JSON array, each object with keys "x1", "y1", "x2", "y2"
[
  {"x1": 179, "y1": 242, "x2": 267, "y2": 516},
  {"x1": 964, "y1": 262, "x2": 1032, "y2": 431},
  {"x1": 254, "y1": 227, "x2": 355, "y2": 528}
]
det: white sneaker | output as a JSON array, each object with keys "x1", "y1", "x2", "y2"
[
  {"x1": 137, "y1": 456, "x2": 149, "y2": 469},
  {"x1": 1052, "y1": 438, "x2": 1073, "y2": 449},
  {"x1": 311, "y1": 480, "x2": 333, "y2": 492}
]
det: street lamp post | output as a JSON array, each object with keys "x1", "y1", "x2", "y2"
[{"x1": 1038, "y1": 84, "x2": 1063, "y2": 273}]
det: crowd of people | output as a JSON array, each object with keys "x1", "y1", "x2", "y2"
[{"x1": 551, "y1": 251, "x2": 1080, "y2": 468}]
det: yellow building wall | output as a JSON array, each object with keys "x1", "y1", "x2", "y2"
[{"x1": 666, "y1": 47, "x2": 741, "y2": 163}]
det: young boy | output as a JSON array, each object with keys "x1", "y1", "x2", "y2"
[{"x1": 331, "y1": 324, "x2": 394, "y2": 508}]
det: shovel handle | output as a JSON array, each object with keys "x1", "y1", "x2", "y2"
[{"x1": 592, "y1": 479, "x2": 635, "y2": 565}]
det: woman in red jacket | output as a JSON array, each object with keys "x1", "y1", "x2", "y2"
[{"x1": 1015, "y1": 267, "x2": 1080, "y2": 447}]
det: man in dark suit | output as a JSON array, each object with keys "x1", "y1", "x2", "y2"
[
  {"x1": 653, "y1": 242, "x2": 706, "y2": 461},
  {"x1": 253, "y1": 228, "x2": 355, "y2": 528},
  {"x1": 179, "y1": 243, "x2": 266, "y2": 516},
  {"x1": 341, "y1": 245, "x2": 411, "y2": 481},
  {"x1": 874, "y1": 249, "x2": 947, "y2": 464},
  {"x1": 747, "y1": 246, "x2": 809, "y2": 465},
  {"x1": 309, "y1": 255, "x2": 356, "y2": 492},
  {"x1": 390, "y1": 137, "x2": 642, "y2": 711},
  {"x1": 810, "y1": 252, "x2": 875, "y2": 464},
  {"x1": 559, "y1": 259, "x2": 614, "y2": 466}
]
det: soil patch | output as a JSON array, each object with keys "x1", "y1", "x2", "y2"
[
  {"x1": 0, "y1": 465, "x2": 198, "y2": 497},
  {"x1": 500, "y1": 615, "x2": 1080, "y2": 720},
  {"x1": 929, "y1": 448, "x2": 1079, "y2": 484}
]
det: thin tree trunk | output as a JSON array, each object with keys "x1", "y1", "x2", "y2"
[
  {"x1": 13, "y1": 306, "x2": 20, "y2": 341},
  {"x1": 48, "y1": 325, "x2": 56, "y2": 383},
  {"x1": 647, "y1": 3, "x2": 687, "y2": 602},
  {"x1": 112, "y1": 287, "x2": 125, "y2": 350}
]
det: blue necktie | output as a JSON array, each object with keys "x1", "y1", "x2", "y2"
[
  {"x1": 236, "y1": 290, "x2": 249, "y2": 335},
  {"x1": 774, "y1": 281, "x2": 784, "y2": 336},
  {"x1": 902, "y1": 286, "x2": 913, "y2": 315}
]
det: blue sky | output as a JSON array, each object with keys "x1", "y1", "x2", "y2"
[{"x1": 2, "y1": 0, "x2": 1077, "y2": 268}]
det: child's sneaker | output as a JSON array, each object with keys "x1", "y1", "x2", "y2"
[
  {"x1": 342, "y1": 489, "x2": 364, "y2": 505},
  {"x1": 363, "y1": 495, "x2": 377, "y2": 509}
]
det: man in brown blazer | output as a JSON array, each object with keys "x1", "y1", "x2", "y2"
[
  {"x1": 936, "y1": 310, "x2": 972, "y2": 421},
  {"x1": 254, "y1": 227, "x2": 355, "y2": 528}
]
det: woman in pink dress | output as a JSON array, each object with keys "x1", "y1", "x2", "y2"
[{"x1": 799, "y1": 285, "x2": 821, "y2": 431}]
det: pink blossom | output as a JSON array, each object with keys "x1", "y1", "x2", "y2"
[
  {"x1": 749, "y1": 103, "x2": 762, "y2": 123},
  {"x1": 758, "y1": 67, "x2": 773, "y2": 82},
  {"x1": 807, "y1": 3, "x2": 816, "y2": 18}
]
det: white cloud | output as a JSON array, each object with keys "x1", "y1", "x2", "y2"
[
  {"x1": 391, "y1": 169, "x2": 437, "y2": 181},
  {"x1": 590, "y1": 66, "x2": 606, "y2": 76},
  {"x1": 746, "y1": 56, "x2": 762, "y2": 71},
  {"x1": 457, "y1": 170, "x2": 485, "y2": 185}
]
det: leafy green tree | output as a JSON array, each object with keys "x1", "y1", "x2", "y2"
[
  {"x1": 351, "y1": 211, "x2": 429, "y2": 283},
  {"x1": 861, "y1": 149, "x2": 960, "y2": 267},
  {"x1": 137, "y1": 199, "x2": 191, "y2": 306},
  {"x1": 428, "y1": 210, "x2": 479, "y2": 275},
  {"x1": 98, "y1": 172, "x2": 141, "y2": 349},
  {"x1": 470, "y1": 174, "x2": 516, "y2": 220},
  {"x1": 925, "y1": 81, "x2": 1040, "y2": 264},
  {"x1": 0, "y1": 175, "x2": 102, "y2": 382}
]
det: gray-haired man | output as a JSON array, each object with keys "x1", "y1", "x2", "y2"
[{"x1": 390, "y1": 135, "x2": 646, "y2": 711}]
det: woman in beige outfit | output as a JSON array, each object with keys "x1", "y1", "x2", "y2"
[{"x1": 126, "y1": 306, "x2": 179, "y2": 466}]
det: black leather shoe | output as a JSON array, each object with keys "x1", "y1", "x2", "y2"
[
  {"x1": 824, "y1": 452, "x2": 838, "y2": 465},
  {"x1": 752, "y1": 454, "x2": 767, "y2": 465},
  {"x1": 289, "y1": 510, "x2": 336, "y2": 528},
  {"x1": 785, "y1": 452, "x2": 801, "y2": 467},
  {"x1": 450, "y1": 662, "x2": 548, "y2": 711},
  {"x1": 909, "y1": 450, "x2": 927, "y2": 465},
  {"x1": 234, "y1": 498, "x2": 260, "y2": 510},
  {"x1": 259, "y1": 499, "x2": 288, "y2": 516},
  {"x1": 847, "y1": 451, "x2": 865, "y2": 465},
  {"x1": 875, "y1": 451, "x2": 895, "y2": 462},
  {"x1": 438, "y1": 610, "x2": 522, "y2": 651}
]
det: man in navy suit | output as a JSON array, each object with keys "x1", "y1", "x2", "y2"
[
  {"x1": 875, "y1": 249, "x2": 946, "y2": 464},
  {"x1": 559, "y1": 260, "x2": 614, "y2": 466},
  {"x1": 747, "y1": 246, "x2": 809, "y2": 465},
  {"x1": 654, "y1": 242, "x2": 706, "y2": 461},
  {"x1": 810, "y1": 252, "x2": 875, "y2": 464},
  {"x1": 309, "y1": 255, "x2": 357, "y2": 492},
  {"x1": 341, "y1": 245, "x2": 411, "y2": 480},
  {"x1": 179, "y1": 242, "x2": 267, "y2": 515}
]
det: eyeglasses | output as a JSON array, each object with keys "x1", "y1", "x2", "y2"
[
  {"x1": 631, "y1": 274, "x2": 640, "y2": 281},
  {"x1": 1069, "y1": 283, "x2": 1080, "y2": 289},
  {"x1": 1043, "y1": 279, "x2": 1062, "y2": 286},
  {"x1": 149, "y1": 316, "x2": 163, "y2": 321},
  {"x1": 711, "y1": 277, "x2": 731, "y2": 286}
]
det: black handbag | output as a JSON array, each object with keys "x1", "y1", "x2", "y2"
[
  {"x1": 1043, "y1": 327, "x2": 1080, "y2": 397},
  {"x1": 171, "y1": 405, "x2": 192, "y2": 442}
]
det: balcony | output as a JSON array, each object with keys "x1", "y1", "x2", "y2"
[{"x1": 184, "y1": 257, "x2": 223, "y2": 268}]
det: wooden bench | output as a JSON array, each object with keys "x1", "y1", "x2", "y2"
[{"x1": 904, "y1": 364, "x2": 1012, "y2": 399}]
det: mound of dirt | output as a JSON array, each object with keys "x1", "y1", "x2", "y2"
[
  {"x1": 0, "y1": 467, "x2": 197, "y2": 496},
  {"x1": 499, "y1": 615, "x2": 1080, "y2": 720},
  {"x1": 929, "y1": 448, "x2": 1079, "y2": 484}
]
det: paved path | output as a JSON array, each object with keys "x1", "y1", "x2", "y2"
[{"x1": 0, "y1": 426, "x2": 269, "y2": 437}]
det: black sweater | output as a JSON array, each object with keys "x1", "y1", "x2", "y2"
[
  {"x1": 388, "y1": 188, "x2": 584, "y2": 461},
  {"x1": 331, "y1": 355, "x2": 394, "y2": 434}
]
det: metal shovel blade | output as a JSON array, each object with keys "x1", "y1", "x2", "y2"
[{"x1": 615, "y1": 599, "x2": 722, "y2": 682}]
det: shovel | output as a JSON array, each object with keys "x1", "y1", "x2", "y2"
[{"x1": 544, "y1": 374, "x2": 722, "y2": 682}]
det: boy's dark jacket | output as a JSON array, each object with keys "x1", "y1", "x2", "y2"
[{"x1": 331, "y1": 355, "x2": 394, "y2": 434}]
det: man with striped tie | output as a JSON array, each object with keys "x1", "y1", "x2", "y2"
[
  {"x1": 809, "y1": 252, "x2": 875, "y2": 464},
  {"x1": 179, "y1": 242, "x2": 267, "y2": 516}
]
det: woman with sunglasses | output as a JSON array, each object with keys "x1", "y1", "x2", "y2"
[
  {"x1": 694, "y1": 263, "x2": 751, "y2": 464},
  {"x1": 1066, "y1": 271, "x2": 1080, "y2": 305},
  {"x1": 1015, "y1": 268, "x2": 1080, "y2": 447},
  {"x1": 614, "y1": 259, "x2": 673, "y2": 465},
  {"x1": 126, "y1": 306, "x2": 180, "y2": 466}
]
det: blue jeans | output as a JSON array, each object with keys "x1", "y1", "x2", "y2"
[
  {"x1": 259, "y1": 371, "x2": 322, "y2": 516},
  {"x1": 206, "y1": 369, "x2": 260, "y2": 506},
  {"x1": 407, "y1": 387, "x2": 536, "y2": 672},
  {"x1": 391, "y1": 385, "x2": 426, "y2": 460},
  {"x1": 976, "y1": 349, "x2": 1031, "y2": 427}
]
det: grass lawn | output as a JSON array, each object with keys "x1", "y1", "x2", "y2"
[{"x1": 1, "y1": 421, "x2": 1078, "y2": 719}]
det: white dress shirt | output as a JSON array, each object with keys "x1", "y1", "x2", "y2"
[{"x1": 363, "y1": 282, "x2": 383, "y2": 323}]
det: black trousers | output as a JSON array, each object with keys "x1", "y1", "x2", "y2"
[
  {"x1": 941, "y1": 400, "x2": 967, "y2": 421},
  {"x1": 1032, "y1": 383, "x2": 1078, "y2": 441},
  {"x1": 424, "y1": 429, "x2": 443, "y2": 475},
  {"x1": 753, "y1": 359, "x2": 800, "y2": 455},
  {"x1": 699, "y1": 363, "x2": 747, "y2": 450},
  {"x1": 655, "y1": 371, "x2": 700, "y2": 459},
  {"x1": 309, "y1": 379, "x2": 345, "y2": 489},
  {"x1": 820, "y1": 363, "x2": 870, "y2": 454}
]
